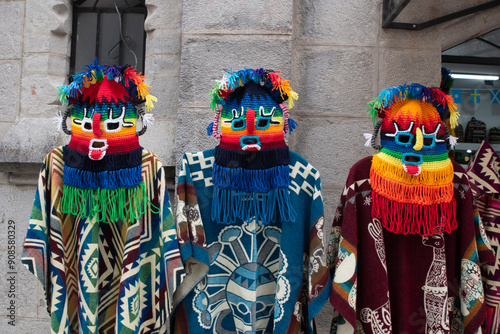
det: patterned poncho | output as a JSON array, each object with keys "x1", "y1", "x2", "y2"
[
  {"x1": 22, "y1": 146, "x2": 182, "y2": 334},
  {"x1": 328, "y1": 157, "x2": 494, "y2": 334},
  {"x1": 465, "y1": 140, "x2": 500, "y2": 334},
  {"x1": 172, "y1": 149, "x2": 331, "y2": 334}
]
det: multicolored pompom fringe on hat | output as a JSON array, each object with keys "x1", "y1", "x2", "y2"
[
  {"x1": 56, "y1": 60, "x2": 158, "y2": 223},
  {"x1": 207, "y1": 68, "x2": 298, "y2": 225},
  {"x1": 365, "y1": 83, "x2": 459, "y2": 236}
]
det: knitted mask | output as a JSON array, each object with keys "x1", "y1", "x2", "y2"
[
  {"x1": 207, "y1": 68, "x2": 298, "y2": 225},
  {"x1": 56, "y1": 61, "x2": 157, "y2": 222},
  {"x1": 365, "y1": 84, "x2": 459, "y2": 236}
]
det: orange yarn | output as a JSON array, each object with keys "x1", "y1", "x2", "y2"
[{"x1": 370, "y1": 167, "x2": 454, "y2": 205}]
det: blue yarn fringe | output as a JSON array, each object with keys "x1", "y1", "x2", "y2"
[
  {"x1": 211, "y1": 186, "x2": 296, "y2": 225},
  {"x1": 63, "y1": 165, "x2": 143, "y2": 190},
  {"x1": 289, "y1": 118, "x2": 297, "y2": 133},
  {"x1": 212, "y1": 162, "x2": 289, "y2": 192}
]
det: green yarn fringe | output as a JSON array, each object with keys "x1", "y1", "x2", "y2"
[{"x1": 60, "y1": 182, "x2": 159, "y2": 223}]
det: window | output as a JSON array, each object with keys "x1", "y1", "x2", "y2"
[{"x1": 71, "y1": 0, "x2": 147, "y2": 74}]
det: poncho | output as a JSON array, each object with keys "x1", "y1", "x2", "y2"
[
  {"x1": 328, "y1": 156, "x2": 494, "y2": 334},
  {"x1": 172, "y1": 148, "x2": 331, "y2": 333},
  {"x1": 22, "y1": 146, "x2": 182, "y2": 334},
  {"x1": 465, "y1": 140, "x2": 500, "y2": 334}
]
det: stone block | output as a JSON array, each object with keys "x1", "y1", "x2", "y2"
[
  {"x1": 20, "y1": 75, "x2": 63, "y2": 116},
  {"x1": 146, "y1": 31, "x2": 182, "y2": 57},
  {"x1": 139, "y1": 117, "x2": 177, "y2": 167},
  {"x1": 145, "y1": 57, "x2": 180, "y2": 107},
  {"x1": 0, "y1": 118, "x2": 67, "y2": 164},
  {"x1": 145, "y1": 0, "x2": 182, "y2": 32},
  {"x1": 293, "y1": 47, "x2": 376, "y2": 115},
  {"x1": 22, "y1": 0, "x2": 71, "y2": 56},
  {"x1": 0, "y1": 184, "x2": 37, "y2": 254},
  {"x1": 182, "y1": 0, "x2": 292, "y2": 33},
  {"x1": 0, "y1": 250, "x2": 39, "y2": 319},
  {"x1": 289, "y1": 115, "x2": 375, "y2": 189},
  {"x1": 23, "y1": 54, "x2": 68, "y2": 77},
  {"x1": 0, "y1": 317, "x2": 50, "y2": 333},
  {"x1": 0, "y1": 61, "x2": 22, "y2": 121},
  {"x1": 378, "y1": 48, "x2": 441, "y2": 88},
  {"x1": 176, "y1": 107, "x2": 218, "y2": 165},
  {"x1": 0, "y1": 2, "x2": 23, "y2": 59},
  {"x1": 24, "y1": 31, "x2": 71, "y2": 56},
  {"x1": 25, "y1": 0, "x2": 70, "y2": 36},
  {"x1": 179, "y1": 35, "x2": 292, "y2": 106},
  {"x1": 295, "y1": 0, "x2": 379, "y2": 45}
]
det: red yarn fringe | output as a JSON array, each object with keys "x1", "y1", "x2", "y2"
[{"x1": 372, "y1": 191, "x2": 457, "y2": 236}]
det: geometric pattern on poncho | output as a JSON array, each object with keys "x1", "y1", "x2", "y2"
[
  {"x1": 465, "y1": 141, "x2": 500, "y2": 334},
  {"x1": 22, "y1": 147, "x2": 182, "y2": 334},
  {"x1": 466, "y1": 140, "x2": 500, "y2": 198}
]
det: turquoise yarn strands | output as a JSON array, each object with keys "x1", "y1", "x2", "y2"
[
  {"x1": 211, "y1": 187, "x2": 295, "y2": 226},
  {"x1": 210, "y1": 160, "x2": 296, "y2": 226}
]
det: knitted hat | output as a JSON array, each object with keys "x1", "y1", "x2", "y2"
[
  {"x1": 365, "y1": 83, "x2": 459, "y2": 236},
  {"x1": 207, "y1": 68, "x2": 298, "y2": 225},
  {"x1": 55, "y1": 61, "x2": 157, "y2": 222}
]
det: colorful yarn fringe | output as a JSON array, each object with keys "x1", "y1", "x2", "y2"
[
  {"x1": 57, "y1": 59, "x2": 157, "y2": 112},
  {"x1": 60, "y1": 182, "x2": 159, "y2": 223},
  {"x1": 370, "y1": 166, "x2": 454, "y2": 205},
  {"x1": 371, "y1": 191, "x2": 457, "y2": 236},
  {"x1": 367, "y1": 83, "x2": 459, "y2": 129}
]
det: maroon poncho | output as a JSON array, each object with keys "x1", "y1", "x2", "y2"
[{"x1": 328, "y1": 156, "x2": 494, "y2": 334}]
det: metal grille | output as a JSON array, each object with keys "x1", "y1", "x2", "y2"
[{"x1": 70, "y1": 0, "x2": 147, "y2": 74}]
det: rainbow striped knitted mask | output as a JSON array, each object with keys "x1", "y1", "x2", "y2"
[
  {"x1": 56, "y1": 61, "x2": 157, "y2": 223},
  {"x1": 207, "y1": 68, "x2": 298, "y2": 225},
  {"x1": 366, "y1": 83, "x2": 459, "y2": 236}
]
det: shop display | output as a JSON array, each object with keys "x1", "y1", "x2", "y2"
[
  {"x1": 21, "y1": 62, "x2": 181, "y2": 333},
  {"x1": 465, "y1": 140, "x2": 500, "y2": 334},
  {"x1": 172, "y1": 68, "x2": 330, "y2": 333},
  {"x1": 328, "y1": 84, "x2": 494, "y2": 333}
]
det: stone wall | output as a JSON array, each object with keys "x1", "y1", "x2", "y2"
[{"x1": 0, "y1": 0, "x2": 499, "y2": 332}]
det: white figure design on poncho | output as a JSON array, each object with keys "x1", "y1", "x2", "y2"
[
  {"x1": 192, "y1": 220, "x2": 289, "y2": 334},
  {"x1": 360, "y1": 296, "x2": 392, "y2": 333},
  {"x1": 422, "y1": 233, "x2": 450, "y2": 334}
]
